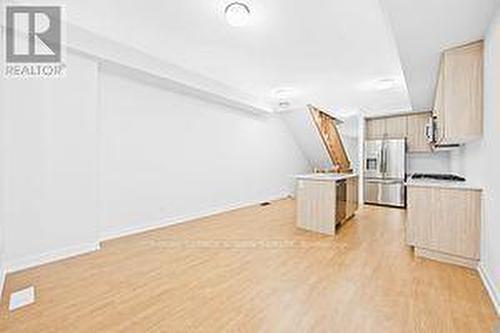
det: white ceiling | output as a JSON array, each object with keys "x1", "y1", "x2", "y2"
[
  {"x1": 19, "y1": 0, "x2": 413, "y2": 116},
  {"x1": 380, "y1": 0, "x2": 499, "y2": 112}
]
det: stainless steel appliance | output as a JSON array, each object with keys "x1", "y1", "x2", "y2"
[
  {"x1": 364, "y1": 139, "x2": 406, "y2": 207},
  {"x1": 425, "y1": 116, "x2": 461, "y2": 150}
]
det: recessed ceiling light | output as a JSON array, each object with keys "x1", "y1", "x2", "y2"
[{"x1": 225, "y1": 2, "x2": 251, "y2": 27}]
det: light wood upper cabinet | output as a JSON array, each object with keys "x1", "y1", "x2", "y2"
[
  {"x1": 433, "y1": 58, "x2": 446, "y2": 142},
  {"x1": 433, "y1": 41, "x2": 484, "y2": 144},
  {"x1": 366, "y1": 116, "x2": 406, "y2": 140},
  {"x1": 366, "y1": 118, "x2": 386, "y2": 140},
  {"x1": 366, "y1": 113, "x2": 432, "y2": 153},
  {"x1": 385, "y1": 116, "x2": 408, "y2": 139},
  {"x1": 406, "y1": 113, "x2": 432, "y2": 152}
]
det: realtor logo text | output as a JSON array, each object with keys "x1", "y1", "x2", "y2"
[{"x1": 4, "y1": 6, "x2": 65, "y2": 78}]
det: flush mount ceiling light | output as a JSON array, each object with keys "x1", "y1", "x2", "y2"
[
  {"x1": 375, "y1": 78, "x2": 398, "y2": 91},
  {"x1": 278, "y1": 101, "x2": 291, "y2": 109},
  {"x1": 225, "y1": 2, "x2": 251, "y2": 27},
  {"x1": 273, "y1": 87, "x2": 295, "y2": 99},
  {"x1": 359, "y1": 78, "x2": 402, "y2": 91}
]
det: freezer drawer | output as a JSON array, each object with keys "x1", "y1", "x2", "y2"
[{"x1": 364, "y1": 179, "x2": 406, "y2": 207}]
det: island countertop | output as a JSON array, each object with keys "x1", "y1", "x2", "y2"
[{"x1": 295, "y1": 173, "x2": 359, "y2": 182}]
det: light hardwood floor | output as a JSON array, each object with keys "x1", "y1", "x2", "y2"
[{"x1": 0, "y1": 199, "x2": 498, "y2": 332}]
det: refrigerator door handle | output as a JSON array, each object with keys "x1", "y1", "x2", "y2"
[
  {"x1": 381, "y1": 142, "x2": 388, "y2": 175},
  {"x1": 379, "y1": 143, "x2": 384, "y2": 174},
  {"x1": 384, "y1": 144, "x2": 388, "y2": 174}
]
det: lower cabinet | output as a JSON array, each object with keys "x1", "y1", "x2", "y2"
[
  {"x1": 346, "y1": 177, "x2": 359, "y2": 220},
  {"x1": 296, "y1": 176, "x2": 359, "y2": 235},
  {"x1": 407, "y1": 185, "x2": 481, "y2": 268},
  {"x1": 296, "y1": 180, "x2": 336, "y2": 235}
]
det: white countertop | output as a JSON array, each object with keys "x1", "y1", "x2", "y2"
[
  {"x1": 295, "y1": 173, "x2": 359, "y2": 182},
  {"x1": 406, "y1": 178, "x2": 482, "y2": 191}
]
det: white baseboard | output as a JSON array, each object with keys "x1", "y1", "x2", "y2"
[
  {"x1": 101, "y1": 193, "x2": 291, "y2": 242},
  {"x1": 478, "y1": 263, "x2": 500, "y2": 315},
  {"x1": 0, "y1": 266, "x2": 5, "y2": 300},
  {"x1": 5, "y1": 242, "x2": 101, "y2": 274},
  {"x1": 3, "y1": 193, "x2": 290, "y2": 279}
]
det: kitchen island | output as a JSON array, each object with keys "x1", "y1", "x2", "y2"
[{"x1": 295, "y1": 173, "x2": 359, "y2": 235}]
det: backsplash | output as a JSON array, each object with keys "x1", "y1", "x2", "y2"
[{"x1": 407, "y1": 151, "x2": 452, "y2": 175}]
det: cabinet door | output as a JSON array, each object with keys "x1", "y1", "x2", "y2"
[
  {"x1": 346, "y1": 177, "x2": 359, "y2": 219},
  {"x1": 296, "y1": 180, "x2": 336, "y2": 235},
  {"x1": 385, "y1": 116, "x2": 407, "y2": 139},
  {"x1": 408, "y1": 186, "x2": 481, "y2": 260},
  {"x1": 406, "y1": 113, "x2": 432, "y2": 153},
  {"x1": 439, "y1": 41, "x2": 484, "y2": 144},
  {"x1": 433, "y1": 56, "x2": 446, "y2": 143},
  {"x1": 366, "y1": 119, "x2": 386, "y2": 140}
]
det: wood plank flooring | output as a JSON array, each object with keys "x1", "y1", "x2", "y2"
[{"x1": 0, "y1": 199, "x2": 498, "y2": 332}]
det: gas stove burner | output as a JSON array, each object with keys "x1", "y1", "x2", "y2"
[{"x1": 411, "y1": 173, "x2": 466, "y2": 182}]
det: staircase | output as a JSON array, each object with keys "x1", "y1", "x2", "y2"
[{"x1": 308, "y1": 105, "x2": 352, "y2": 173}]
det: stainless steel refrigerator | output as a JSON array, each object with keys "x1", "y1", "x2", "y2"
[{"x1": 364, "y1": 139, "x2": 406, "y2": 207}]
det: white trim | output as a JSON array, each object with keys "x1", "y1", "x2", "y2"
[
  {"x1": 478, "y1": 263, "x2": 500, "y2": 315},
  {"x1": 5, "y1": 242, "x2": 101, "y2": 274},
  {"x1": 101, "y1": 193, "x2": 290, "y2": 242},
  {"x1": 0, "y1": 266, "x2": 6, "y2": 300}
]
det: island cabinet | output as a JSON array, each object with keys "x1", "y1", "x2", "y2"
[
  {"x1": 296, "y1": 180, "x2": 336, "y2": 235},
  {"x1": 433, "y1": 41, "x2": 484, "y2": 144},
  {"x1": 346, "y1": 176, "x2": 359, "y2": 219},
  {"x1": 406, "y1": 184, "x2": 481, "y2": 268},
  {"x1": 296, "y1": 174, "x2": 359, "y2": 236}
]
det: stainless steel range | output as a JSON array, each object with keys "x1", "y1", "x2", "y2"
[{"x1": 364, "y1": 139, "x2": 406, "y2": 208}]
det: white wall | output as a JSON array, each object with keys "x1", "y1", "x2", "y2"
[
  {"x1": 0, "y1": 46, "x2": 310, "y2": 271},
  {"x1": 280, "y1": 109, "x2": 332, "y2": 170},
  {"x1": 407, "y1": 152, "x2": 452, "y2": 175},
  {"x1": 0, "y1": 23, "x2": 6, "y2": 289},
  {"x1": 338, "y1": 115, "x2": 360, "y2": 173},
  {"x1": 2, "y1": 53, "x2": 100, "y2": 271},
  {"x1": 280, "y1": 109, "x2": 362, "y2": 173},
  {"x1": 99, "y1": 68, "x2": 310, "y2": 239},
  {"x1": 460, "y1": 9, "x2": 500, "y2": 312}
]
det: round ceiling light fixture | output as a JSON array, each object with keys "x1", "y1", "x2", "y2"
[
  {"x1": 225, "y1": 2, "x2": 251, "y2": 27},
  {"x1": 375, "y1": 78, "x2": 398, "y2": 91},
  {"x1": 278, "y1": 101, "x2": 291, "y2": 109}
]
